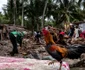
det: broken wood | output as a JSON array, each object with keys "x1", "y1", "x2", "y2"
[{"x1": 70, "y1": 59, "x2": 85, "y2": 68}]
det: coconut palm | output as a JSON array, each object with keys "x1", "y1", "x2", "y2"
[
  {"x1": 24, "y1": 0, "x2": 46, "y2": 30},
  {"x1": 47, "y1": 0, "x2": 85, "y2": 26}
]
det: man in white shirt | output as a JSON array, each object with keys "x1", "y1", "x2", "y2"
[{"x1": 74, "y1": 25, "x2": 80, "y2": 40}]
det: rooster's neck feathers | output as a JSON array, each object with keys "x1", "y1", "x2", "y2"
[{"x1": 44, "y1": 31, "x2": 56, "y2": 44}]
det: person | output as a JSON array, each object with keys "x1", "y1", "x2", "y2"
[
  {"x1": 57, "y1": 29, "x2": 67, "y2": 46},
  {"x1": 68, "y1": 24, "x2": 75, "y2": 38},
  {"x1": 74, "y1": 25, "x2": 80, "y2": 40},
  {"x1": 35, "y1": 31, "x2": 41, "y2": 44},
  {"x1": 80, "y1": 30, "x2": 85, "y2": 38},
  {"x1": 9, "y1": 30, "x2": 27, "y2": 56},
  {"x1": 67, "y1": 24, "x2": 75, "y2": 44},
  {"x1": 33, "y1": 31, "x2": 37, "y2": 41}
]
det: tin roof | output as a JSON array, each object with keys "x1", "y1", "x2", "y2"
[{"x1": 73, "y1": 21, "x2": 85, "y2": 25}]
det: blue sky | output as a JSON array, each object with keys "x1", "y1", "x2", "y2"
[{"x1": 0, "y1": 0, "x2": 7, "y2": 13}]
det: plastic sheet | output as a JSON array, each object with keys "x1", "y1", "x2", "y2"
[{"x1": 0, "y1": 56, "x2": 70, "y2": 70}]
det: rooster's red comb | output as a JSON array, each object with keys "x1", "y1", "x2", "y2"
[{"x1": 42, "y1": 28, "x2": 49, "y2": 36}]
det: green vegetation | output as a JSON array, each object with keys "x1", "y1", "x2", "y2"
[{"x1": 0, "y1": 0, "x2": 85, "y2": 30}]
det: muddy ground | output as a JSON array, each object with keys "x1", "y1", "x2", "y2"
[{"x1": 0, "y1": 37, "x2": 85, "y2": 70}]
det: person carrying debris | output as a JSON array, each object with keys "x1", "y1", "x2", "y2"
[
  {"x1": 35, "y1": 31, "x2": 41, "y2": 44},
  {"x1": 9, "y1": 30, "x2": 27, "y2": 56}
]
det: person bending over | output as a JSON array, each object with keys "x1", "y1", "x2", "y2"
[{"x1": 9, "y1": 30, "x2": 27, "y2": 56}]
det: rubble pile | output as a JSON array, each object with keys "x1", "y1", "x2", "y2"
[
  {"x1": 0, "y1": 37, "x2": 85, "y2": 69},
  {"x1": 0, "y1": 25, "x2": 85, "y2": 69}
]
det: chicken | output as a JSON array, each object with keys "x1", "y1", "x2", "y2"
[{"x1": 42, "y1": 28, "x2": 85, "y2": 70}]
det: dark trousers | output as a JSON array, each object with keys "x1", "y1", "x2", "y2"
[
  {"x1": 35, "y1": 34, "x2": 41, "y2": 43},
  {"x1": 17, "y1": 37, "x2": 22, "y2": 47},
  {"x1": 9, "y1": 34, "x2": 18, "y2": 55}
]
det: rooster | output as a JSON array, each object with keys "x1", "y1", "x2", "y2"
[{"x1": 42, "y1": 28, "x2": 85, "y2": 70}]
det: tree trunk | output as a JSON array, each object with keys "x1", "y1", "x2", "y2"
[
  {"x1": 13, "y1": 0, "x2": 16, "y2": 25},
  {"x1": 31, "y1": 17, "x2": 35, "y2": 35},
  {"x1": 41, "y1": 0, "x2": 48, "y2": 29},
  {"x1": 37, "y1": 23, "x2": 39, "y2": 31},
  {"x1": 21, "y1": 0, "x2": 24, "y2": 27},
  {"x1": 36, "y1": 17, "x2": 39, "y2": 31}
]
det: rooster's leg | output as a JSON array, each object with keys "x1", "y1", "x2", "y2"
[
  {"x1": 59, "y1": 61, "x2": 62, "y2": 70},
  {"x1": 48, "y1": 60, "x2": 57, "y2": 65}
]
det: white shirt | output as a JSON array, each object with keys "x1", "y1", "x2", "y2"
[
  {"x1": 74, "y1": 28, "x2": 79, "y2": 38},
  {"x1": 34, "y1": 31, "x2": 37, "y2": 36}
]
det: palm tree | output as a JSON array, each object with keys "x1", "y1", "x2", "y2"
[
  {"x1": 21, "y1": 0, "x2": 28, "y2": 27},
  {"x1": 6, "y1": 0, "x2": 14, "y2": 24},
  {"x1": 21, "y1": 0, "x2": 24, "y2": 26},
  {"x1": 24, "y1": 0, "x2": 46, "y2": 30},
  {"x1": 41, "y1": 0, "x2": 48, "y2": 29},
  {"x1": 3, "y1": 0, "x2": 85, "y2": 29},
  {"x1": 13, "y1": 0, "x2": 16, "y2": 25},
  {"x1": 47, "y1": 0, "x2": 85, "y2": 26}
]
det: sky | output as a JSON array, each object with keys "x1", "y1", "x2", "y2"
[{"x1": 0, "y1": 0, "x2": 7, "y2": 13}]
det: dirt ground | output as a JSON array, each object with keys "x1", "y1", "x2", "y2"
[{"x1": 0, "y1": 38, "x2": 85, "y2": 70}]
